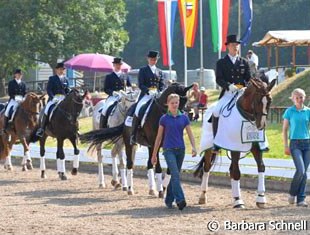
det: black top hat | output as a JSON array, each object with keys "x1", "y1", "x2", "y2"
[
  {"x1": 112, "y1": 57, "x2": 123, "y2": 64},
  {"x1": 14, "y1": 69, "x2": 22, "y2": 74},
  {"x1": 225, "y1": 35, "x2": 241, "y2": 45},
  {"x1": 55, "y1": 62, "x2": 65, "y2": 69},
  {"x1": 147, "y1": 50, "x2": 160, "y2": 58}
]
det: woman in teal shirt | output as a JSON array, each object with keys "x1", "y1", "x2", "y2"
[{"x1": 283, "y1": 88, "x2": 310, "y2": 207}]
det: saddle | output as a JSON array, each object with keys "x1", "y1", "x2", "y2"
[{"x1": 99, "y1": 101, "x2": 118, "y2": 128}]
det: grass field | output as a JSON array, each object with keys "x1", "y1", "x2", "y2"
[{"x1": 42, "y1": 116, "x2": 287, "y2": 160}]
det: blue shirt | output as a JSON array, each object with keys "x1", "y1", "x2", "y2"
[
  {"x1": 159, "y1": 111, "x2": 190, "y2": 149},
  {"x1": 283, "y1": 105, "x2": 310, "y2": 140}
]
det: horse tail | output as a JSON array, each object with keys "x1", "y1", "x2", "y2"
[
  {"x1": 193, "y1": 154, "x2": 205, "y2": 179},
  {"x1": 193, "y1": 150, "x2": 217, "y2": 179},
  {"x1": 80, "y1": 123, "x2": 124, "y2": 149},
  {"x1": 28, "y1": 126, "x2": 40, "y2": 143}
]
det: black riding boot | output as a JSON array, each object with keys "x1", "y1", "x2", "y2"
[
  {"x1": 0, "y1": 116, "x2": 9, "y2": 134},
  {"x1": 36, "y1": 114, "x2": 48, "y2": 137},
  {"x1": 99, "y1": 115, "x2": 108, "y2": 128},
  {"x1": 130, "y1": 115, "x2": 140, "y2": 145},
  {"x1": 212, "y1": 116, "x2": 220, "y2": 152}
]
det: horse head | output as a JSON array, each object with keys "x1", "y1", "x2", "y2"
[
  {"x1": 158, "y1": 83, "x2": 193, "y2": 110},
  {"x1": 20, "y1": 92, "x2": 45, "y2": 114},
  {"x1": 61, "y1": 88, "x2": 89, "y2": 118},
  {"x1": 240, "y1": 78, "x2": 276, "y2": 130}
]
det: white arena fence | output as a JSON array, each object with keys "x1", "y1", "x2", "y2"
[{"x1": 10, "y1": 144, "x2": 309, "y2": 179}]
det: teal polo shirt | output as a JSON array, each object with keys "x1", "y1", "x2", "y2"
[{"x1": 283, "y1": 105, "x2": 310, "y2": 140}]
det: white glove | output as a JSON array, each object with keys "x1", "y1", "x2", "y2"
[
  {"x1": 228, "y1": 84, "x2": 238, "y2": 93},
  {"x1": 148, "y1": 89, "x2": 157, "y2": 96},
  {"x1": 112, "y1": 91, "x2": 119, "y2": 97}
]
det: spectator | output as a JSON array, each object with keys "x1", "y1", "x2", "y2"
[
  {"x1": 186, "y1": 82, "x2": 200, "y2": 120},
  {"x1": 198, "y1": 86, "x2": 208, "y2": 108},
  {"x1": 151, "y1": 93, "x2": 197, "y2": 210},
  {"x1": 282, "y1": 88, "x2": 310, "y2": 207},
  {"x1": 247, "y1": 50, "x2": 259, "y2": 76}
]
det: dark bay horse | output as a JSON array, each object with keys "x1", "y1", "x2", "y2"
[
  {"x1": 31, "y1": 89, "x2": 88, "y2": 180},
  {"x1": 81, "y1": 83, "x2": 192, "y2": 196},
  {"x1": 194, "y1": 78, "x2": 276, "y2": 208},
  {"x1": 0, "y1": 92, "x2": 45, "y2": 170}
]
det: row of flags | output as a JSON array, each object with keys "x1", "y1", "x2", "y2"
[{"x1": 158, "y1": 0, "x2": 253, "y2": 66}]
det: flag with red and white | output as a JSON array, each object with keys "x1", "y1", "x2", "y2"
[{"x1": 158, "y1": 0, "x2": 178, "y2": 67}]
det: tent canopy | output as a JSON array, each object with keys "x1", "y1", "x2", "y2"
[{"x1": 253, "y1": 30, "x2": 310, "y2": 47}]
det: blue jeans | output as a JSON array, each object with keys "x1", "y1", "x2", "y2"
[
  {"x1": 289, "y1": 139, "x2": 310, "y2": 203},
  {"x1": 163, "y1": 148, "x2": 185, "y2": 207}
]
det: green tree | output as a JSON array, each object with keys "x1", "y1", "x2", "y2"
[{"x1": 0, "y1": 0, "x2": 129, "y2": 96}]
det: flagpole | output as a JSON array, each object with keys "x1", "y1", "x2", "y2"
[
  {"x1": 238, "y1": 0, "x2": 242, "y2": 56},
  {"x1": 165, "y1": 0, "x2": 172, "y2": 79},
  {"x1": 199, "y1": 0, "x2": 204, "y2": 86},
  {"x1": 183, "y1": 0, "x2": 188, "y2": 86}
]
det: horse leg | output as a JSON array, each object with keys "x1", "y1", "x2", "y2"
[
  {"x1": 230, "y1": 151, "x2": 245, "y2": 208},
  {"x1": 6, "y1": 136, "x2": 17, "y2": 171},
  {"x1": 126, "y1": 143, "x2": 136, "y2": 195},
  {"x1": 146, "y1": 147, "x2": 156, "y2": 196},
  {"x1": 162, "y1": 169, "x2": 171, "y2": 196},
  {"x1": 4, "y1": 153, "x2": 13, "y2": 171},
  {"x1": 153, "y1": 149, "x2": 164, "y2": 198},
  {"x1": 111, "y1": 144, "x2": 121, "y2": 189},
  {"x1": 198, "y1": 149, "x2": 214, "y2": 204},
  {"x1": 20, "y1": 137, "x2": 32, "y2": 171},
  {"x1": 117, "y1": 140, "x2": 128, "y2": 191},
  {"x1": 97, "y1": 143, "x2": 106, "y2": 188},
  {"x1": 251, "y1": 143, "x2": 267, "y2": 208},
  {"x1": 69, "y1": 136, "x2": 79, "y2": 175},
  {"x1": 56, "y1": 138, "x2": 67, "y2": 180},
  {"x1": 40, "y1": 135, "x2": 48, "y2": 178}
]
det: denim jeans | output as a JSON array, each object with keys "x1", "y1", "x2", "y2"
[
  {"x1": 289, "y1": 139, "x2": 310, "y2": 203},
  {"x1": 163, "y1": 148, "x2": 185, "y2": 207}
]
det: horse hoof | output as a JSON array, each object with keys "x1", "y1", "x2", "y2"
[
  {"x1": 158, "y1": 191, "x2": 164, "y2": 198},
  {"x1": 59, "y1": 173, "x2": 67, "y2": 180},
  {"x1": 256, "y1": 202, "x2": 265, "y2": 208},
  {"x1": 71, "y1": 168, "x2": 78, "y2": 175},
  {"x1": 6, "y1": 165, "x2": 13, "y2": 171},
  {"x1": 114, "y1": 183, "x2": 121, "y2": 190},
  {"x1": 99, "y1": 183, "x2": 106, "y2": 189},
  {"x1": 199, "y1": 197, "x2": 207, "y2": 205},
  {"x1": 128, "y1": 190, "x2": 134, "y2": 196},
  {"x1": 111, "y1": 180, "x2": 118, "y2": 187},
  {"x1": 41, "y1": 172, "x2": 47, "y2": 179},
  {"x1": 149, "y1": 189, "x2": 156, "y2": 196},
  {"x1": 22, "y1": 165, "x2": 28, "y2": 171},
  {"x1": 233, "y1": 204, "x2": 245, "y2": 209},
  {"x1": 122, "y1": 187, "x2": 128, "y2": 191},
  {"x1": 26, "y1": 160, "x2": 33, "y2": 170}
]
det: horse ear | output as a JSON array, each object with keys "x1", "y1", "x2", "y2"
[
  {"x1": 267, "y1": 79, "x2": 277, "y2": 92},
  {"x1": 184, "y1": 84, "x2": 194, "y2": 92}
]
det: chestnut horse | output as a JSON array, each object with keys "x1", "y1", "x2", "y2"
[
  {"x1": 0, "y1": 92, "x2": 45, "y2": 170},
  {"x1": 194, "y1": 78, "x2": 276, "y2": 208}
]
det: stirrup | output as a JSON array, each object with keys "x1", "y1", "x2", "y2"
[
  {"x1": 130, "y1": 136, "x2": 137, "y2": 145},
  {"x1": 36, "y1": 128, "x2": 44, "y2": 137}
]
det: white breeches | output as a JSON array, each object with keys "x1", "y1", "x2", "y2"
[
  {"x1": 44, "y1": 95, "x2": 65, "y2": 115},
  {"x1": 5, "y1": 99, "x2": 19, "y2": 117},
  {"x1": 134, "y1": 94, "x2": 153, "y2": 116},
  {"x1": 101, "y1": 96, "x2": 119, "y2": 116}
]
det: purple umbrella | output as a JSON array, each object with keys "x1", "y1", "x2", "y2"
[
  {"x1": 64, "y1": 53, "x2": 131, "y2": 91},
  {"x1": 64, "y1": 53, "x2": 131, "y2": 72}
]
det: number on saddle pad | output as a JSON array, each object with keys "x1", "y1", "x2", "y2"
[{"x1": 241, "y1": 121, "x2": 265, "y2": 143}]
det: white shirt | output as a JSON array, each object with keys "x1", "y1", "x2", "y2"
[
  {"x1": 228, "y1": 54, "x2": 238, "y2": 64},
  {"x1": 149, "y1": 65, "x2": 157, "y2": 74},
  {"x1": 114, "y1": 71, "x2": 122, "y2": 77},
  {"x1": 15, "y1": 78, "x2": 22, "y2": 84}
]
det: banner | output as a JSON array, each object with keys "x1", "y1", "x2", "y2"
[
  {"x1": 158, "y1": 0, "x2": 178, "y2": 66},
  {"x1": 240, "y1": 0, "x2": 253, "y2": 46},
  {"x1": 209, "y1": 0, "x2": 231, "y2": 52},
  {"x1": 178, "y1": 0, "x2": 198, "y2": 48}
]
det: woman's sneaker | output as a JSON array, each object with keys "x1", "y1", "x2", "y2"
[
  {"x1": 177, "y1": 200, "x2": 187, "y2": 210},
  {"x1": 297, "y1": 201, "x2": 308, "y2": 207},
  {"x1": 288, "y1": 195, "x2": 295, "y2": 205}
]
